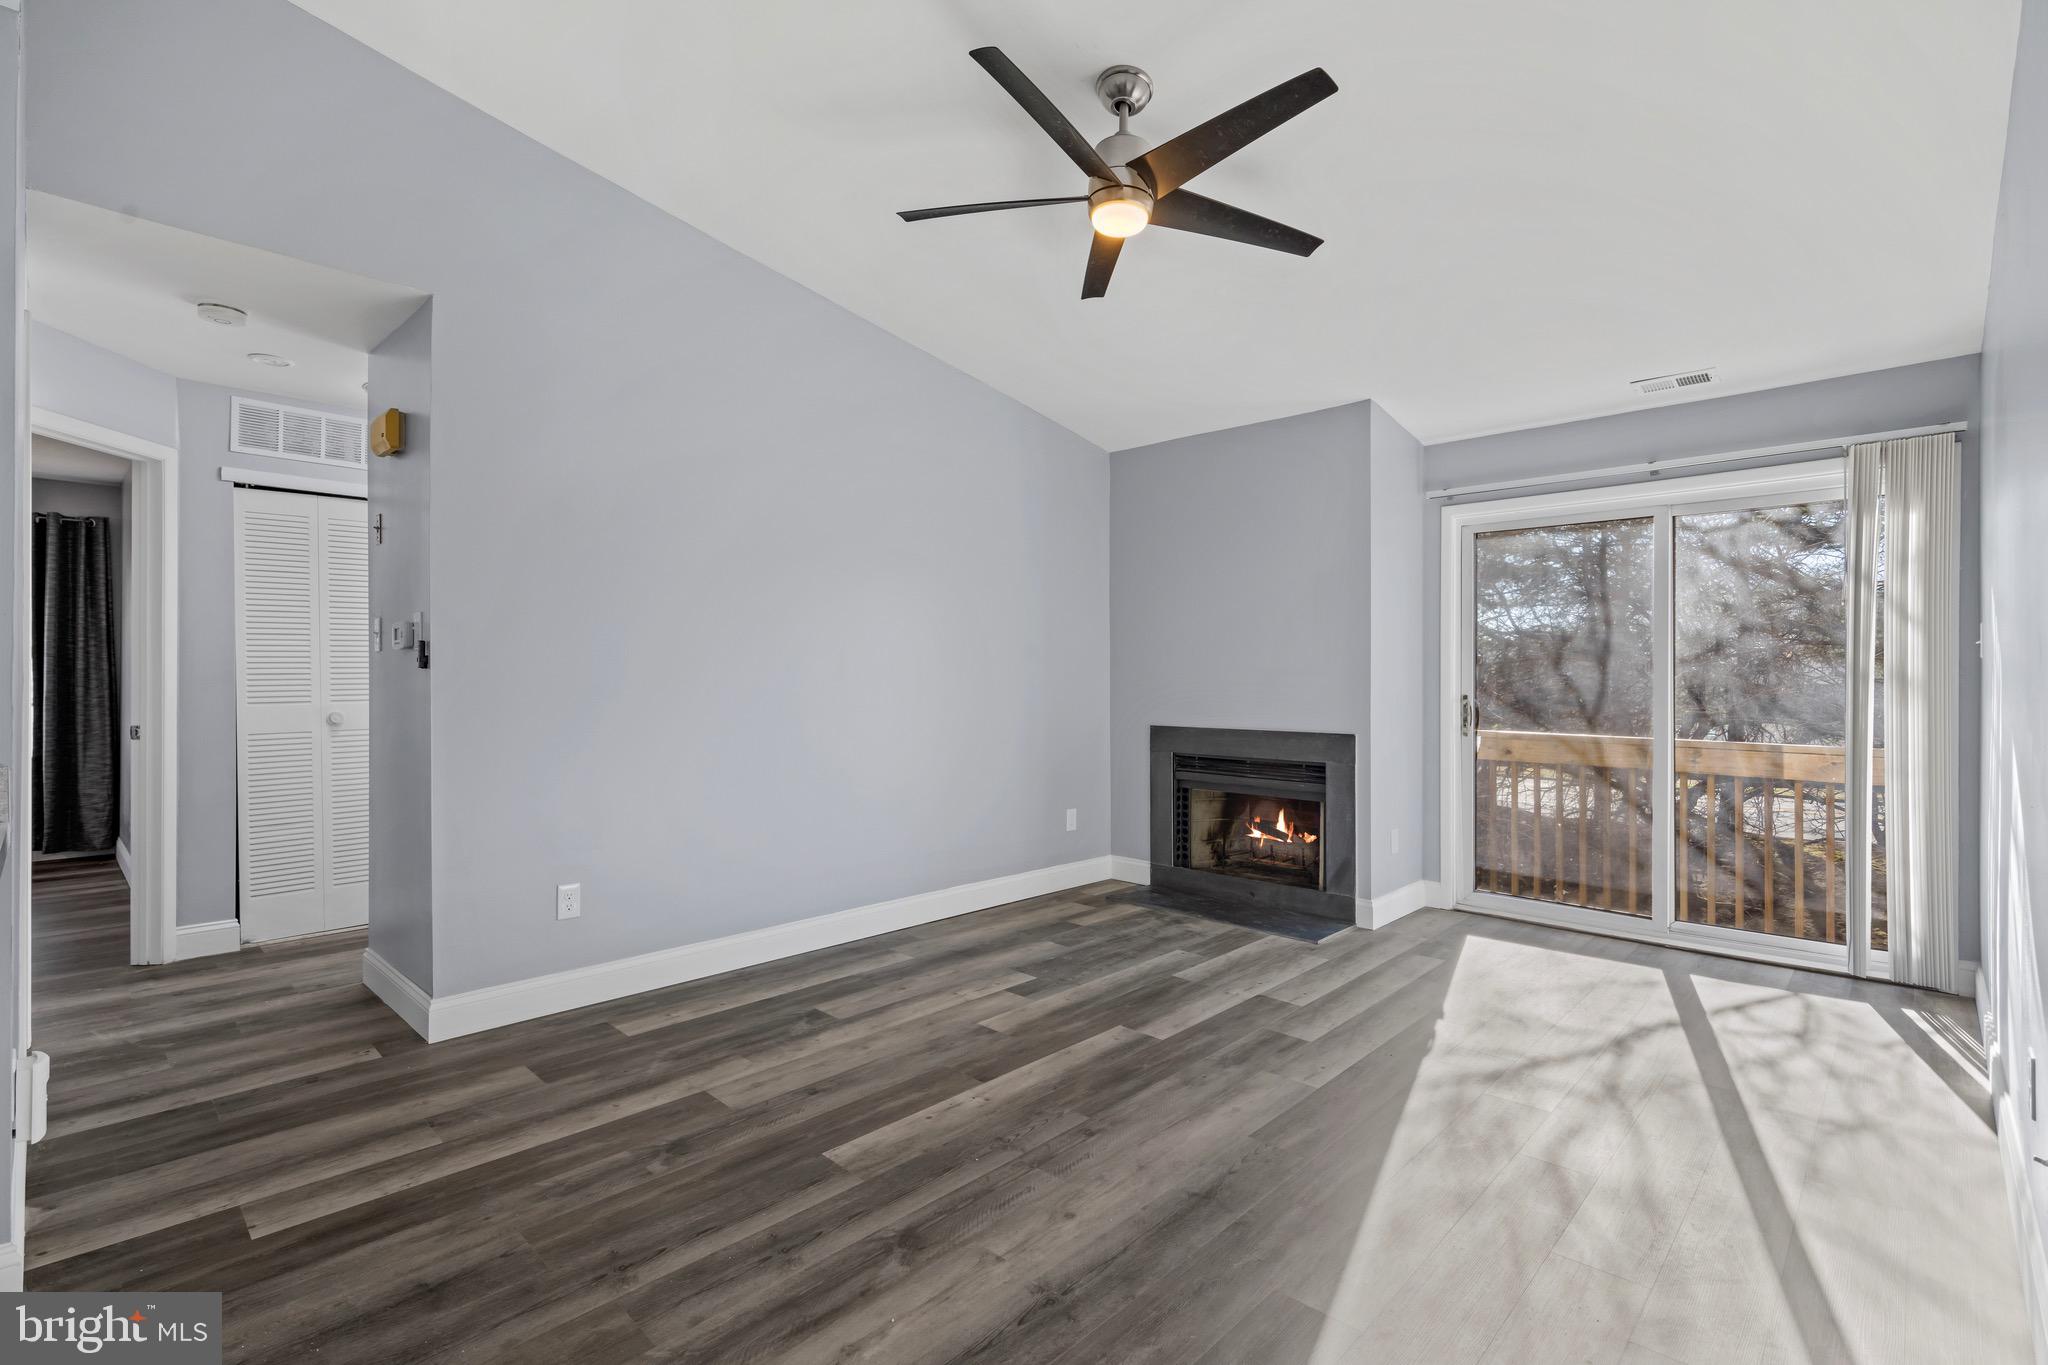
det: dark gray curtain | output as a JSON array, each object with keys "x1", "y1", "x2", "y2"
[{"x1": 33, "y1": 513, "x2": 120, "y2": 854}]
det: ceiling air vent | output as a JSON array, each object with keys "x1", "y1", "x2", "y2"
[
  {"x1": 231, "y1": 396, "x2": 367, "y2": 469},
  {"x1": 1632, "y1": 368, "x2": 1717, "y2": 396}
]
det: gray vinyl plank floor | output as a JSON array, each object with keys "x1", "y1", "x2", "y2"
[{"x1": 23, "y1": 859, "x2": 2033, "y2": 1364}]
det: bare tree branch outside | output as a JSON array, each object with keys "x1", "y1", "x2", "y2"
[{"x1": 1470, "y1": 501, "x2": 1884, "y2": 947}]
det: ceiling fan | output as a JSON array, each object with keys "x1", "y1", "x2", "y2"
[{"x1": 899, "y1": 48, "x2": 1337, "y2": 299}]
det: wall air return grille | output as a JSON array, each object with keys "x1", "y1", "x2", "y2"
[
  {"x1": 1631, "y1": 368, "x2": 1717, "y2": 396},
  {"x1": 231, "y1": 395, "x2": 368, "y2": 469}
]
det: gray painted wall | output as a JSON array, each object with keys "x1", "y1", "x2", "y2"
[
  {"x1": 1108, "y1": 400, "x2": 1431, "y2": 905},
  {"x1": 1366, "y1": 407, "x2": 1427, "y2": 897},
  {"x1": 29, "y1": 0, "x2": 1111, "y2": 996},
  {"x1": 1418, "y1": 355, "x2": 1985, "y2": 960},
  {"x1": 31, "y1": 474, "x2": 125, "y2": 848},
  {"x1": 27, "y1": 321, "x2": 177, "y2": 450},
  {"x1": 1110, "y1": 403, "x2": 1375, "y2": 883},
  {"x1": 367, "y1": 301, "x2": 431, "y2": 990},
  {"x1": 1, "y1": 0, "x2": 21, "y2": 1253},
  {"x1": 174, "y1": 380, "x2": 364, "y2": 926},
  {"x1": 1428, "y1": 355, "x2": 1982, "y2": 492},
  {"x1": 1978, "y1": 0, "x2": 2048, "y2": 1332}
]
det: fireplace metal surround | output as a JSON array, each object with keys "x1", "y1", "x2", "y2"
[{"x1": 1149, "y1": 726, "x2": 1356, "y2": 923}]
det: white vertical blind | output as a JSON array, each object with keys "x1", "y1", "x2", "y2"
[
  {"x1": 1875, "y1": 432, "x2": 1963, "y2": 992},
  {"x1": 1844, "y1": 446, "x2": 1882, "y2": 980}
]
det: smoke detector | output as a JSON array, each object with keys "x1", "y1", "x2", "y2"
[
  {"x1": 196, "y1": 301, "x2": 247, "y2": 327},
  {"x1": 1632, "y1": 368, "x2": 1717, "y2": 395}
]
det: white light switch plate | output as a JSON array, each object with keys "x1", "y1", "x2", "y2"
[{"x1": 1065, "y1": 808, "x2": 1078, "y2": 832}]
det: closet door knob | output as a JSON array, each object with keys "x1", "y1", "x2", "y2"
[{"x1": 326, "y1": 712, "x2": 344, "y2": 727}]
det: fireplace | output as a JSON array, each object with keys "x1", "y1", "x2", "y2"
[
  {"x1": 1181, "y1": 785, "x2": 1323, "y2": 889},
  {"x1": 1150, "y1": 727, "x2": 1356, "y2": 923}
]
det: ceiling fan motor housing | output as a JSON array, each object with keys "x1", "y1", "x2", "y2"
[{"x1": 1091, "y1": 129, "x2": 1155, "y2": 204}]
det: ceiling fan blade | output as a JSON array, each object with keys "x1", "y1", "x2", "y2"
[
  {"x1": 969, "y1": 47, "x2": 1118, "y2": 182},
  {"x1": 1082, "y1": 232, "x2": 1123, "y2": 299},
  {"x1": 898, "y1": 197, "x2": 1086, "y2": 222},
  {"x1": 1131, "y1": 68, "x2": 1338, "y2": 197},
  {"x1": 1149, "y1": 190, "x2": 1323, "y2": 257}
]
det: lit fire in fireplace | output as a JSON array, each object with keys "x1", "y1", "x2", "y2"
[{"x1": 1247, "y1": 809, "x2": 1318, "y2": 845}]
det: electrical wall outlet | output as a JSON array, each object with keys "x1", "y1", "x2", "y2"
[
  {"x1": 557, "y1": 883, "x2": 582, "y2": 921},
  {"x1": 1066, "y1": 808, "x2": 1078, "y2": 832}
]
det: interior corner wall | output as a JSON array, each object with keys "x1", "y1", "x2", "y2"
[
  {"x1": 1418, "y1": 354, "x2": 1984, "y2": 955},
  {"x1": 174, "y1": 380, "x2": 364, "y2": 929},
  {"x1": 27, "y1": 0, "x2": 1110, "y2": 1000},
  {"x1": 367, "y1": 300, "x2": 431, "y2": 991},
  {"x1": 1110, "y1": 403, "x2": 1374, "y2": 890},
  {"x1": 1977, "y1": 0, "x2": 2048, "y2": 1342},
  {"x1": 1365, "y1": 404, "x2": 1427, "y2": 898}
]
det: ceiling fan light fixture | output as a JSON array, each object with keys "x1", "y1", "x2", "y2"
[
  {"x1": 1089, "y1": 184, "x2": 1152, "y2": 239},
  {"x1": 898, "y1": 49, "x2": 1336, "y2": 297}
]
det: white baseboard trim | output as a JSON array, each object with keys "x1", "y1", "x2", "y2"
[
  {"x1": 1357, "y1": 878, "x2": 1437, "y2": 930},
  {"x1": 175, "y1": 918, "x2": 242, "y2": 960},
  {"x1": 362, "y1": 948, "x2": 434, "y2": 1038},
  {"x1": 369, "y1": 855, "x2": 1121, "y2": 1043},
  {"x1": 1106, "y1": 855, "x2": 1152, "y2": 885},
  {"x1": 113, "y1": 837, "x2": 133, "y2": 884},
  {"x1": 0, "y1": 1238, "x2": 21, "y2": 1291}
]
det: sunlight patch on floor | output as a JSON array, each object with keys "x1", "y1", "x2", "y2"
[{"x1": 1297, "y1": 930, "x2": 2027, "y2": 1365}]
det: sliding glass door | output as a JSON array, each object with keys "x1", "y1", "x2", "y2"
[
  {"x1": 1671, "y1": 498, "x2": 1854, "y2": 951},
  {"x1": 1471, "y1": 517, "x2": 1655, "y2": 919},
  {"x1": 1445, "y1": 462, "x2": 1868, "y2": 971}
]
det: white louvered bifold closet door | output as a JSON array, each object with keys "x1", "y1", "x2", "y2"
[{"x1": 233, "y1": 488, "x2": 370, "y2": 942}]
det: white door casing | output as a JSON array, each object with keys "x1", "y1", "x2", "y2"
[{"x1": 233, "y1": 489, "x2": 368, "y2": 941}]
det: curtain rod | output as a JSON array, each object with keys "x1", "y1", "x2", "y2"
[{"x1": 1425, "y1": 421, "x2": 1967, "y2": 502}]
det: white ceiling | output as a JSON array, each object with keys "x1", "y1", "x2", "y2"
[
  {"x1": 27, "y1": 192, "x2": 426, "y2": 410},
  {"x1": 289, "y1": 0, "x2": 2021, "y2": 448}
]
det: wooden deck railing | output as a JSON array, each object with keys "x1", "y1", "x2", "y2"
[{"x1": 1475, "y1": 730, "x2": 1887, "y2": 946}]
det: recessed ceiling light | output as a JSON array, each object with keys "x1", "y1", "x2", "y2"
[
  {"x1": 196, "y1": 301, "x2": 247, "y2": 327},
  {"x1": 246, "y1": 352, "x2": 293, "y2": 368}
]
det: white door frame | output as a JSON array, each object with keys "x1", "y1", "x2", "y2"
[
  {"x1": 1436, "y1": 458, "x2": 1868, "y2": 974},
  {"x1": 27, "y1": 407, "x2": 179, "y2": 966}
]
